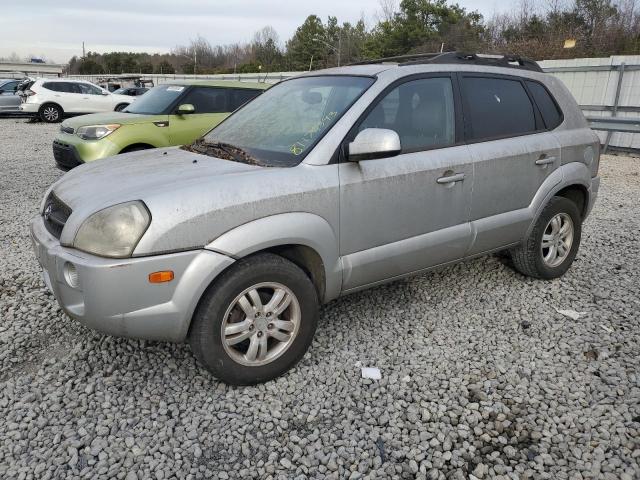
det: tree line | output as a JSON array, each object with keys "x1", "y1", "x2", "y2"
[{"x1": 67, "y1": 0, "x2": 640, "y2": 75}]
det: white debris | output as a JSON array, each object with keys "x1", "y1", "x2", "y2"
[
  {"x1": 600, "y1": 324, "x2": 614, "y2": 333},
  {"x1": 554, "y1": 308, "x2": 586, "y2": 321},
  {"x1": 361, "y1": 367, "x2": 382, "y2": 380}
]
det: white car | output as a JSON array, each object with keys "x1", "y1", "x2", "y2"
[{"x1": 19, "y1": 79, "x2": 134, "y2": 123}]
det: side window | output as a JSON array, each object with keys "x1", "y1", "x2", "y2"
[
  {"x1": 526, "y1": 81, "x2": 563, "y2": 130},
  {"x1": 180, "y1": 87, "x2": 228, "y2": 113},
  {"x1": 63, "y1": 83, "x2": 81, "y2": 94},
  {"x1": 77, "y1": 83, "x2": 102, "y2": 95},
  {"x1": 229, "y1": 89, "x2": 262, "y2": 110},
  {"x1": 359, "y1": 77, "x2": 455, "y2": 151},
  {"x1": 461, "y1": 76, "x2": 536, "y2": 140},
  {"x1": 2, "y1": 81, "x2": 18, "y2": 92},
  {"x1": 43, "y1": 82, "x2": 60, "y2": 92}
]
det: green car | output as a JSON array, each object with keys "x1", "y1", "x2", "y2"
[{"x1": 52, "y1": 81, "x2": 269, "y2": 170}]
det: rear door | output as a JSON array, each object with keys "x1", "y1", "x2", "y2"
[
  {"x1": 459, "y1": 73, "x2": 561, "y2": 255},
  {"x1": 168, "y1": 86, "x2": 231, "y2": 144},
  {"x1": 339, "y1": 75, "x2": 474, "y2": 291}
]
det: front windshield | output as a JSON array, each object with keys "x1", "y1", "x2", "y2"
[
  {"x1": 204, "y1": 75, "x2": 374, "y2": 166},
  {"x1": 112, "y1": 88, "x2": 126, "y2": 95},
  {"x1": 123, "y1": 84, "x2": 185, "y2": 114}
]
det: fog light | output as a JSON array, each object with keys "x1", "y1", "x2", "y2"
[{"x1": 63, "y1": 262, "x2": 79, "y2": 288}]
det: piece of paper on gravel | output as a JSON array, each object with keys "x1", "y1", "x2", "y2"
[
  {"x1": 361, "y1": 367, "x2": 382, "y2": 380},
  {"x1": 554, "y1": 308, "x2": 586, "y2": 320}
]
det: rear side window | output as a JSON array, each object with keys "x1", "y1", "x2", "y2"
[
  {"x1": 526, "y1": 81, "x2": 563, "y2": 129},
  {"x1": 180, "y1": 87, "x2": 228, "y2": 113},
  {"x1": 229, "y1": 89, "x2": 262, "y2": 110},
  {"x1": 43, "y1": 82, "x2": 62, "y2": 92},
  {"x1": 461, "y1": 76, "x2": 535, "y2": 140}
]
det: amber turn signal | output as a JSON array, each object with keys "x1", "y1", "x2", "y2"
[{"x1": 148, "y1": 271, "x2": 174, "y2": 283}]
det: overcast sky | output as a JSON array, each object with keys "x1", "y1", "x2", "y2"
[{"x1": 1, "y1": 0, "x2": 510, "y2": 63}]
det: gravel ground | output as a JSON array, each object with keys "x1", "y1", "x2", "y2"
[{"x1": 0, "y1": 117, "x2": 638, "y2": 480}]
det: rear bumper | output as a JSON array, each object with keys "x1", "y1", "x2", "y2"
[
  {"x1": 30, "y1": 216, "x2": 235, "y2": 342},
  {"x1": 19, "y1": 102, "x2": 39, "y2": 113},
  {"x1": 585, "y1": 175, "x2": 600, "y2": 219}
]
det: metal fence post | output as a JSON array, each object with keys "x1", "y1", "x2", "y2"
[{"x1": 603, "y1": 62, "x2": 625, "y2": 154}]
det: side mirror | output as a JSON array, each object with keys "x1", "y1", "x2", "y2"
[
  {"x1": 177, "y1": 103, "x2": 195, "y2": 115},
  {"x1": 348, "y1": 128, "x2": 401, "y2": 161}
]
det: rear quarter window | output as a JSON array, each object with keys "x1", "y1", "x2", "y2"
[
  {"x1": 526, "y1": 81, "x2": 563, "y2": 130},
  {"x1": 461, "y1": 76, "x2": 536, "y2": 141}
]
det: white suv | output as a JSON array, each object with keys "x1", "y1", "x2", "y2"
[{"x1": 19, "y1": 79, "x2": 133, "y2": 123}]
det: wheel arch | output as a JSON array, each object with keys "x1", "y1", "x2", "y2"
[
  {"x1": 119, "y1": 143, "x2": 156, "y2": 154},
  {"x1": 205, "y1": 213, "x2": 341, "y2": 303},
  {"x1": 114, "y1": 103, "x2": 130, "y2": 111},
  {"x1": 526, "y1": 162, "x2": 592, "y2": 238}
]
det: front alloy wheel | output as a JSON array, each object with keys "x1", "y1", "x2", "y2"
[
  {"x1": 222, "y1": 282, "x2": 301, "y2": 366},
  {"x1": 190, "y1": 253, "x2": 318, "y2": 385}
]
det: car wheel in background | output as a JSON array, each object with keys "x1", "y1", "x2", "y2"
[
  {"x1": 114, "y1": 103, "x2": 129, "y2": 112},
  {"x1": 189, "y1": 253, "x2": 319, "y2": 385},
  {"x1": 510, "y1": 196, "x2": 582, "y2": 279},
  {"x1": 39, "y1": 104, "x2": 63, "y2": 123}
]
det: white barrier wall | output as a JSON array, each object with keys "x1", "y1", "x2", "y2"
[{"x1": 539, "y1": 55, "x2": 640, "y2": 151}]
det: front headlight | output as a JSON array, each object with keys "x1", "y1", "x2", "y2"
[
  {"x1": 74, "y1": 201, "x2": 150, "y2": 258},
  {"x1": 76, "y1": 124, "x2": 120, "y2": 140}
]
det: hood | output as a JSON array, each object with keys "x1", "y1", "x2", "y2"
[
  {"x1": 48, "y1": 147, "x2": 333, "y2": 256},
  {"x1": 53, "y1": 147, "x2": 260, "y2": 212},
  {"x1": 62, "y1": 112, "x2": 164, "y2": 129}
]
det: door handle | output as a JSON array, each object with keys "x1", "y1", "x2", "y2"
[
  {"x1": 437, "y1": 173, "x2": 465, "y2": 184},
  {"x1": 535, "y1": 156, "x2": 556, "y2": 166}
]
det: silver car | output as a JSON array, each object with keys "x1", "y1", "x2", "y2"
[
  {"x1": 0, "y1": 78, "x2": 23, "y2": 114},
  {"x1": 31, "y1": 53, "x2": 600, "y2": 384}
]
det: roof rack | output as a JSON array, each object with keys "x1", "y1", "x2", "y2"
[{"x1": 350, "y1": 51, "x2": 543, "y2": 73}]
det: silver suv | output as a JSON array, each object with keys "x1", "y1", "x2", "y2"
[{"x1": 32, "y1": 53, "x2": 600, "y2": 384}]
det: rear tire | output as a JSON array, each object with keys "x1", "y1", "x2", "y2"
[
  {"x1": 510, "y1": 196, "x2": 582, "y2": 279},
  {"x1": 39, "y1": 104, "x2": 63, "y2": 123},
  {"x1": 189, "y1": 253, "x2": 319, "y2": 385}
]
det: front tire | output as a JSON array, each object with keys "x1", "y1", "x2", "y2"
[
  {"x1": 114, "y1": 103, "x2": 129, "y2": 112},
  {"x1": 510, "y1": 196, "x2": 582, "y2": 279},
  {"x1": 39, "y1": 104, "x2": 63, "y2": 123},
  {"x1": 189, "y1": 253, "x2": 319, "y2": 385}
]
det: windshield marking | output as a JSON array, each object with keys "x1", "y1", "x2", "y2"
[{"x1": 289, "y1": 111, "x2": 337, "y2": 156}]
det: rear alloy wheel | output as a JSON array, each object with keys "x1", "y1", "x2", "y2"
[
  {"x1": 39, "y1": 104, "x2": 62, "y2": 123},
  {"x1": 510, "y1": 196, "x2": 582, "y2": 279},
  {"x1": 189, "y1": 253, "x2": 318, "y2": 385}
]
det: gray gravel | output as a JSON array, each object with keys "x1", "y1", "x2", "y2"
[{"x1": 1, "y1": 117, "x2": 639, "y2": 480}]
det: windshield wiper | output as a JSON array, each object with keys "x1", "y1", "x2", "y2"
[{"x1": 182, "y1": 139, "x2": 263, "y2": 166}]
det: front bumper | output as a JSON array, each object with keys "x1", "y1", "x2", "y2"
[
  {"x1": 53, "y1": 132, "x2": 121, "y2": 169},
  {"x1": 31, "y1": 216, "x2": 235, "y2": 342}
]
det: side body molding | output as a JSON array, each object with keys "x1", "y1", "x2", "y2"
[{"x1": 205, "y1": 213, "x2": 342, "y2": 302}]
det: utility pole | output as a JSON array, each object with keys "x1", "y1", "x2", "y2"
[
  {"x1": 194, "y1": 49, "x2": 197, "y2": 76},
  {"x1": 82, "y1": 42, "x2": 85, "y2": 59}
]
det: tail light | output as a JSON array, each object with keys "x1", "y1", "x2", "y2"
[{"x1": 23, "y1": 89, "x2": 36, "y2": 96}]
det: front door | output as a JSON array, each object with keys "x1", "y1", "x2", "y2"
[
  {"x1": 339, "y1": 75, "x2": 473, "y2": 291},
  {"x1": 168, "y1": 87, "x2": 231, "y2": 145}
]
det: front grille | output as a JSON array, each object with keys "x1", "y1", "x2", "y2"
[
  {"x1": 43, "y1": 192, "x2": 71, "y2": 239},
  {"x1": 52, "y1": 140, "x2": 82, "y2": 170},
  {"x1": 60, "y1": 125, "x2": 74, "y2": 134}
]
